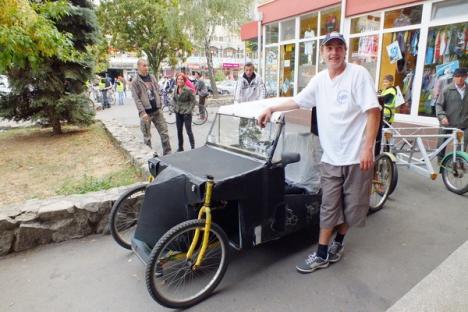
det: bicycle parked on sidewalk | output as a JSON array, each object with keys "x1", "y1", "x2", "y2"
[{"x1": 162, "y1": 102, "x2": 208, "y2": 126}]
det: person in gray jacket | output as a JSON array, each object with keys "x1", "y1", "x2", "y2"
[
  {"x1": 131, "y1": 58, "x2": 172, "y2": 155},
  {"x1": 234, "y1": 62, "x2": 266, "y2": 103},
  {"x1": 436, "y1": 67, "x2": 468, "y2": 162}
]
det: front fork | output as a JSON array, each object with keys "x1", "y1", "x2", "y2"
[{"x1": 187, "y1": 176, "x2": 214, "y2": 268}]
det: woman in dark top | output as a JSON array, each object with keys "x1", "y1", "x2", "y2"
[{"x1": 173, "y1": 73, "x2": 196, "y2": 151}]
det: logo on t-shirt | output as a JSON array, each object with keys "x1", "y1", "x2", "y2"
[{"x1": 337, "y1": 90, "x2": 350, "y2": 105}]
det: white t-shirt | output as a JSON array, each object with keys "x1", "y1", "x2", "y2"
[{"x1": 293, "y1": 63, "x2": 380, "y2": 166}]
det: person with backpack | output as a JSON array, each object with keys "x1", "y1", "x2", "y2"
[{"x1": 380, "y1": 74, "x2": 397, "y2": 124}]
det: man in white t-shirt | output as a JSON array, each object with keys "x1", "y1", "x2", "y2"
[{"x1": 258, "y1": 32, "x2": 381, "y2": 273}]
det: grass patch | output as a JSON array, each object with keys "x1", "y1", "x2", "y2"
[
  {"x1": 0, "y1": 123, "x2": 144, "y2": 207},
  {"x1": 57, "y1": 167, "x2": 141, "y2": 195}
]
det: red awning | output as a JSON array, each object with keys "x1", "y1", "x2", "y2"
[{"x1": 240, "y1": 21, "x2": 259, "y2": 41}]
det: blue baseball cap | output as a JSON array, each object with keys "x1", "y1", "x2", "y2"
[{"x1": 321, "y1": 32, "x2": 346, "y2": 47}]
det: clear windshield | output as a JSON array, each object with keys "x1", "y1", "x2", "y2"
[{"x1": 207, "y1": 114, "x2": 281, "y2": 159}]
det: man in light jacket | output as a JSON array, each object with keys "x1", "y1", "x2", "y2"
[
  {"x1": 131, "y1": 58, "x2": 172, "y2": 155},
  {"x1": 234, "y1": 62, "x2": 266, "y2": 103}
]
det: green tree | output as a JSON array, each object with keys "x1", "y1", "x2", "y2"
[
  {"x1": 183, "y1": 0, "x2": 251, "y2": 95},
  {"x1": 0, "y1": 0, "x2": 74, "y2": 71},
  {"x1": 0, "y1": 0, "x2": 99, "y2": 134},
  {"x1": 97, "y1": 0, "x2": 191, "y2": 76}
]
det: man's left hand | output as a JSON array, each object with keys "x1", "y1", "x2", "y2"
[{"x1": 360, "y1": 148, "x2": 374, "y2": 171}]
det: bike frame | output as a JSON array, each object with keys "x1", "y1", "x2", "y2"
[{"x1": 382, "y1": 126, "x2": 464, "y2": 180}]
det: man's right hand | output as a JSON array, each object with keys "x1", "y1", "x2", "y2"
[
  {"x1": 257, "y1": 108, "x2": 272, "y2": 128},
  {"x1": 141, "y1": 113, "x2": 150, "y2": 122},
  {"x1": 440, "y1": 117, "x2": 449, "y2": 126}
]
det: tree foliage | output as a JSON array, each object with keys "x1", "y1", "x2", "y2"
[
  {"x1": 182, "y1": 0, "x2": 252, "y2": 95},
  {"x1": 97, "y1": 0, "x2": 192, "y2": 76},
  {"x1": 0, "y1": 0, "x2": 75, "y2": 72},
  {"x1": 0, "y1": 0, "x2": 100, "y2": 134}
]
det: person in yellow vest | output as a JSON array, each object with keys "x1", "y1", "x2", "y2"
[
  {"x1": 98, "y1": 75, "x2": 112, "y2": 109},
  {"x1": 115, "y1": 76, "x2": 125, "y2": 105},
  {"x1": 380, "y1": 74, "x2": 397, "y2": 124}
]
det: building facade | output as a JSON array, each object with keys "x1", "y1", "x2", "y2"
[
  {"x1": 241, "y1": 0, "x2": 468, "y2": 125},
  {"x1": 182, "y1": 26, "x2": 246, "y2": 79}
]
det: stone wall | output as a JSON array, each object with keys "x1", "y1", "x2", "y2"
[{"x1": 0, "y1": 183, "x2": 145, "y2": 256}]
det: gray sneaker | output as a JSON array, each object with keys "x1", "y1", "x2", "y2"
[
  {"x1": 328, "y1": 241, "x2": 344, "y2": 263},
  {"x1": 296, "y1": 253, "x2": 329, "y2": 273}
]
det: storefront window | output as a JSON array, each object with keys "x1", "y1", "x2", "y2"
[
  {"x1": 384, "y1": 5, "x2": 422, "y2": 29},
  {"x1": 349, "y1": 35, "x2": 379, "y2": 81},
  {"x1": 431, "y1": 0, "x2": 468, "y2": 21},
  {"x1": 298, "y1": 41, "x2": 317, "y2": 92},
  {"x1": 419, "y1": 22, "x2": 468, "y2": 117},
  {"x1": 280, "y1": 19, "x2": 296, "y2": 41},
  {"x1": 379, "y1": 30, "x2": 421, "y2": 115},
  {"x1": 320, "y1": 6, "x2": 341, "y2": 35},
  {"x1": 350, "y1": 14, "x2": 380, "y2": 34},
  {"x1": 300, "y1": 12, "x2": 318, "y2": 39},
  {"x1": 265, "y1": 47, "x2": 278, "y2": 97},
  {"x1": 279, "y1": 44, "x2": 295, "y2": 97},
  {"x1": 317, "y1": 47, "x2": 327, "y2": 73},
  {"x1": 266, "y1": 23, "x2": 279, "y2": 45}
]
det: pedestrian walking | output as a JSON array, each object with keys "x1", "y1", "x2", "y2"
[
  {"x1": 131, "y1": 58, "x2": 172, "y2": 155},
  {"x1": 173, "y1": 73, "x2": 196, "y2": 151},
  {"x1": 194, "y1": 71, "x2": 209, "y2": 119},
  {"x1": 234, "y1": 62, "x2": 266, "y2": 103},
  {"x1": 258, "y1": 32, "x2": 381, "y2": 273},
  {"x1": 115, "y1": 76, "x2": 125, "y2": 105},
  {"x1": 436, "y1": 67, "x2": 468, "y2": 162}
]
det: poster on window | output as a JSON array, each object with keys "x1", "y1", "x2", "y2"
[
  {"x1": 386, "y1": 41, "x2": 403, "y2": 64},
  {"x1": 435, "y1": 60, "x2": 460, "y2": 77}
]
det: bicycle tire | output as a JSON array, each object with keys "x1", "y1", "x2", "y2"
[
  {"x1": 109, "y1": 184, "x2": 146, "y2": 249},
  {"x1": 388, "y1": 159, "x2": 399, "y2": 195},
  {"x1": 369, "y1": 153, "x2": 394, "y2": 213},
  {"x1": 192, "y1": 106, "x2": 208, "y2": 125},
  {"x1": 162, "y1": 104, "x2": 176, "y2": 125},
  {"x1": 145, "y1": 219, "x2": 229, "y2": 309},
  {"x1": 441, "y1": 154, "x2": 468, "y2": 195}
]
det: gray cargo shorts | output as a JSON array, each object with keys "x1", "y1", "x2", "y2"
[{"x1": 320, "y1": 162, "x2": 372, "y2": 228}]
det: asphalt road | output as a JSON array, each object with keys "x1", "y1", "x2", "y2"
[{"x1": 1, "y1": 99, "x2": 467, "y2": 312}]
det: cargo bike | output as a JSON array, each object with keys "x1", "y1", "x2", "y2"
[{"x1": 109, "y1": 98, "x2": 393, "y2": 309}]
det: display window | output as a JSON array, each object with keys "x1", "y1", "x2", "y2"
[
  {"x1": 350, "y1": 14, "x2": 380, "y2": 34},
  {"x1": 379, "y1": 30, "x2": 420, "y2": 115},
  {"x1": 266, "y1": 23, "x2": 279, "y2": 45},
  {"x1": 419, "y1": 22, "x2": 468, "y2": 117},
  {"x1": 349, "y1": 35, "x2": 379, "y2": 81},
  {"x1": 280, "y1": 19, "x2": 296, "y2": 42},
  {"x1": 265, "y1": 47, "x2": 279, "y2": 97},
  {"x1": 320, "y1": 6, "x2": 341, "y2": 35},
  {"x1": 279, "y1": 44, "x2": 295, "y2": 97},
  {"x1": 300, "y1": 13, "x2": 318, "y2": 39},
  {"x1": 298, "y1": 41, "x2": 317, "y2": 92},
  {"x1": 384, "y1": 5, "x2": 423, "y2": 29}
]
